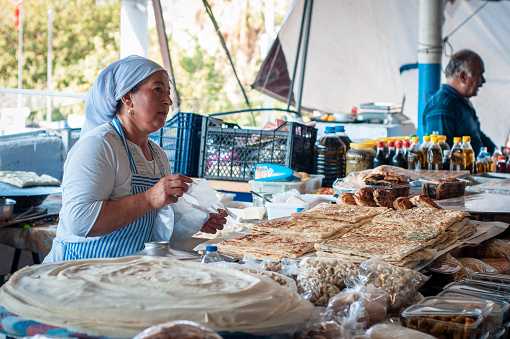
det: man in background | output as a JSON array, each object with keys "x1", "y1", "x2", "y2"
[{"x1": 422, "y1": 49, "x2": 496, "y2": 155}]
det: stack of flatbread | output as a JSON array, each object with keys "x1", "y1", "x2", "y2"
[
  {"x1": 315, "y1": 208, "x2": 473, "y2": 268},
  {"x1": 218, "y1": 204, "x2": 388, "y2": 260}
]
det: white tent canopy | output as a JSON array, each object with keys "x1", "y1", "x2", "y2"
[{"x1": 254, "y1": 0, "x2": 510, "y2": 146}]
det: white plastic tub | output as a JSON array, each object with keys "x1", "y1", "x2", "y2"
[{"x1": 249, "y1": 174, "x2": 324, "y2": 194}]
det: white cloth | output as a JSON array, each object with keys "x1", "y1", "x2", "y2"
[
  {"x1": 44, "y1": 123, "x2": 172, "y2": 262},
  {"x1": 81, "y1": 55, "x2": 167, "y2": 136}
]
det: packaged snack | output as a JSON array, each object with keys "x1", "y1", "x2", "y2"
[
  {"x1": 358, "y1": 259, "x2": 428, "y2": 313},
  {"x1": 458, "y1": 257, "x2": 498, "y2": 275}
]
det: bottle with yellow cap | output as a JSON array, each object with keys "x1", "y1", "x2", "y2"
[
  {"x1": 461, "y1": 136, "x2": 475, "y2": 174},
  {"x1": 450, "y1": 137, "x2": 466, "y2": 171},
  {"x1": 427, "y1": 135, "x2": 442, "y2": 170},
  {"x1": 407, "y1": 136, "x2": 423, "y2": 170},
  {"x1": 438, "y1": 135, "x2": 450, "y2": 153},
  {"x1": 346, "y1": 143, "x2": 376, "y2": 176},
  {"x1": 420, "y1": 136, "x2": 431, "y2": 169}
]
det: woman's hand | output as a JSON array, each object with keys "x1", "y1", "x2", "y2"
[
  {"x1": 145, "y1": 174, "x2": 193, "y2": 210},
  {"x1": 200, "y1": 209, "x2": 228, "y2": 234}
]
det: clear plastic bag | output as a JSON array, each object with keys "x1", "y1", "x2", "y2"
[
  {"x1": 358, "y1": 259, "x2": 429, "y2": 314},
  {"x1": 134, "y1": 320, "x2": 223, "y2": 339},
  {"x1": 465, "y1": 238, "x2": 510, "y2": 262},
  {"x1": 366, "y1": 323, "x2": 436, "y2": 339},
  {"x1": 297, "y1": 257, "x2": 360, "y2": 306},
  {"x1": 458, "y1": 257, "x2": 499, "y2": 275},
  {"x1": 326, "y1": 286, "x2": 389, "y2": 329},
  {"x1": 213, "y1": 260, "x2": 298, "y2": 291}
]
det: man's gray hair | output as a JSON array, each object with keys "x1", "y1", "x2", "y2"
[{"x1": 444, "y1": 50, "x2": 481, "y2": 79}]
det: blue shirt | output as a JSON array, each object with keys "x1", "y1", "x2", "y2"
[{"x1": 422, "y1": 84, "x2": 496, "y2": 155}]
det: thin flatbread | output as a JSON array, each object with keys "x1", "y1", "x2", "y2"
[
  {"x1": 217, "y1": 234, "x2": 317, "y2": 260},
  {"x1": 250, "y1": 217, "x2": 359, "y2": 239},
  {"x1": 371, "y1": 208, "x2": 471, "y2": 231},
  {"x1": 292, "y1": 203, "x2": 388, "y2": 222},
  {"x1": 316, "y1": 249, "x2": 435, "y2": 268},
  {"x1": 351, "y1": 222, "x2": 443, "y2": 242},
  {"x1": 314, "y1": 234, "x2": 426, "y2": 261}
]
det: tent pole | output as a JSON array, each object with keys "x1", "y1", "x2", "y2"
[
  {"x1": 295, "y1": 0, "x2": 313, "y2": 114},
  {"x1": 417, "y1": 0, "x2": 443, "y2": 138},
  {"x1": 286, "y1": 0, "x2": 309, "y2": 114}
]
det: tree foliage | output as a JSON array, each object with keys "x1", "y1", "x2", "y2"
[{"x1": 0, "y1": 0, "x2": 121, "y2": 92}]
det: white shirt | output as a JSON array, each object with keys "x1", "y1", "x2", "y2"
[{"x1": 57, "y1": 123, "x2": 172, "y2": 240}]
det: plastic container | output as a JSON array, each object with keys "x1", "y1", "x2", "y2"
[
  {"x1": 427, "y1": 135, "x2": 442, "y2": 170},
  {"x1": 199, "y1": 120, "x2": 317, "y2": 182},
  {"x1": 418, "y1": 297, "x2": 498, "y2": 334},
  {"x1": 461, "y1": 279, "x2": 510, "y2": 294},
  {"x1": 346, "y1": 143, "x2": 375, "y2": 176},
  {"x1": 488, "y1": 327, "x2": 505, "y2": 339},
  {"x1": 150, "y1": 112, "x2": 207, "y2": 177},
  {"x1": 392, "y1": 140, "x2": 407, "y2": 169},
  {"x1": 401, "y1": 304, "x2": 486, "y2": 339},
  {"x1": 266, "y1": 202, "x2": 307, "y2": 220},
  {"x1": 471, "y1": 273, "x2": 510, "y2": 285},
  {"x1": 444, "y1": 282, "x2": 510, "y2": 305},
  {"x1": 437, "y1": 291, "x2": 509, "y2": 333},
  {"x1": 249, "y1": 174, "x2": 324, "y2": 194},
  {"x1": 315, "y1": 126, "x2": 346, "y2": 187},
  {"x1": 201, "y1": 246, "x2": 224, "y2": 264},
  {"x1": 420, "y1": 178, "x2": 468, "y2": 199}
]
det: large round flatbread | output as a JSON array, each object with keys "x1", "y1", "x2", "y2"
[{"x1": 0, "y1": 256, "x2": 314, "y2": 337}]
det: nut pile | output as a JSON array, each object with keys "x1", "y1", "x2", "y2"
[{"x1": 297, "y1": 257, "x2": 360, "y2": 306}]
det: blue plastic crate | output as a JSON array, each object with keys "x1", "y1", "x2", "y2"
[{"x1": 150, "y1": 112, "x2": 207, "y2": 177}]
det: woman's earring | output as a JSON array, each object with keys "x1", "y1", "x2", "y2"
[{"x1": 128, "y1": 108, "x2": 134, "y2": 115}]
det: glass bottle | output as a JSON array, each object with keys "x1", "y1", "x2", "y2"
[
  {"x1": 492, "y1": 147, "x2": 504, "y2": 173},
  {"x1": 403, "y1": 140, "x2": 411, "y2": 161},
  {"x1": 335, "y1": 125, "x2": 352, "y2": 152},
  {"x1": 384, "y1": 140, "x2": 396, "y2": 166},
  {"x1": 201, "y1": 246, "x2": 224, "y2": 264},
  {"x1": 476, "y1": 154, "x2": 488, "y2": 174},
  {"x1": 407, "y1": 136, "x2": 423, "y2": 171},
  {"x1": 427, "y1": 136, "x2": 443, "y2": 170},
  {"x1": 462, "y1": 136, "x2": 475, "y2": 174},
  {"x1": 496, "y1": 156, "x2": 507, "y2": 173},
  {"x1": 450, "y1": 137, "x2": 466, "y2": 171},
  {"x1": 315, "y1": 126, "x2": 346, "y2": 187},
  {"x1": 421, "y1": 136, "x2": 431, "y2": 169},
  {"x1": 392, "y1": 140, "x2": 407, "y2": 169},
  {"x1": 442, "y1": 150, "x2": 451, "y2": 170},
  {"x1": 438, "y1": 135, "x2": 450, "y2": 153},
  {"x1": 373, "y1": 141, "x2": 385, "y2": 169},
  {"x1": 484, "y1": 149, "x2": 493, "y2": 173}
]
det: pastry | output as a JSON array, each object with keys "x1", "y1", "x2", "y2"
[
  {"x1": 354, "y1": 187, "x2": 377, "y2": 207},
  {"x1": 373, "y1": 189, "x2": 395, "y2": 208},
  {"x1": 393, "y1": 197, "x2": 414, "y2": 210}
]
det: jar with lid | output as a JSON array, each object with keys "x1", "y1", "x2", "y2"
[{"x1": 346, "y1": 143, "x2": 376, "y2": 175}]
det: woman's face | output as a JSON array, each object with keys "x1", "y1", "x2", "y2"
[{"x1": 129, "y1": 71, "x2": 172, "y2": 134}]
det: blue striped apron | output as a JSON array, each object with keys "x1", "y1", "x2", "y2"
[{"x1": 62, "y1": 117, "x2": 166, "y2": 260}]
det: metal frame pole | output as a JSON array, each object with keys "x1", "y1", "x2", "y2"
[{"x1": 295, "y1": 0, "x2": 313, "y2": 114}]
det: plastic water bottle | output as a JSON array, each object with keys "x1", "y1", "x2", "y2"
[{"x1": 201, "y1": 246, "x2": 223, "y2": 264}]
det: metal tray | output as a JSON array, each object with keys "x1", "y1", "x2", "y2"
[{"x1": 0, "y1": 182, "x2": 61, "y2": 210}]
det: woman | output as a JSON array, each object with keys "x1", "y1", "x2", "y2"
[{"x1": 44, "y1": 55, "x2": 226, "y2": 262}]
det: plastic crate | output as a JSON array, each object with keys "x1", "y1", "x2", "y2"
[
  {"x1": 199, "y1": 121, "x2": 317, "y2": 181},
  {"x1": 149, "y1": 112, "x2": 207, "y2": 177}
]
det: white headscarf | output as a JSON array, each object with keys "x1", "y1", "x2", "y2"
[{"x1": 81, "y1": 55, "x2": 167, "y2": 137}]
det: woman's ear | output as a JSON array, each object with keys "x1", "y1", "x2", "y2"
[{"x1": 121, "y1": 92, "x2": 133, "y2": 109}]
